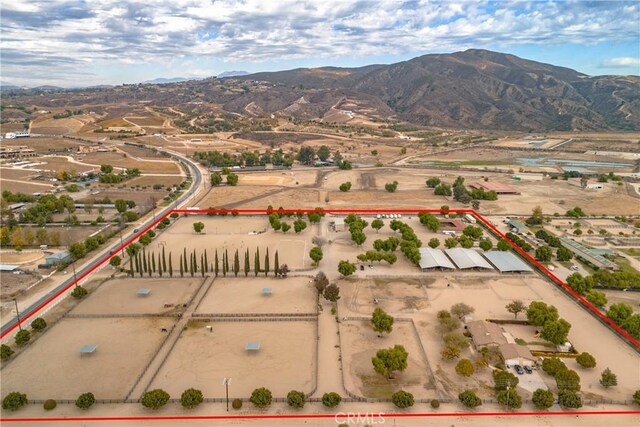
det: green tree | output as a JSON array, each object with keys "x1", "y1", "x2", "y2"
[
  {"x1": 495, "y1": 388, "x2": 522, "y2": 409},
  {"x1": 462, "y1": 226, "x2": 483, "y2": 240},
  {"x1": 479, "y1": 239, "x2": 493, "y2": 251},
  {"x1": 314, "y1": 271, "x2": 329, "y2": 294},
  {"x1": 586, "y1": 290, "x2": 607, "y2": 308},
  {"x1": 418, "y1": 213, "x2": 440, "y2": 232},
  {"x1": 542, "y1": 357, "x2": 566, "y2": 376},
  {"x1": 337, "y1": 260, "x2": 356, "y2": 277},
  {"x1": 556, "y1": 246, "x2": 573, "y2": 261},
  {"x1": 451, "y1": 303, "x2": 474, "y2": 319},
  {"x1": 293, "y1": 219, "x2": 307, "y2": 233},
  {"x1": 233, "y1": 249, "x2": 240, "y2": 277},
  {"x1": 210, "y1": 172, "x2": 222, "y2": 186},
  {"x1": 532, "y1": 388, "x2": 554, "y2": 409},
  {"x1": 110, "y1": 255, "x2": 121, "y2": 268},
  {"x1": 298, "y1": 146, "x2": 315, "y2": 165},
  {"x1": 100, "y1": 164, "x2": 113, "y2": 174},
  {"x1": 493, "y1": 369, "x2": 519, "y2": 391},
  {"x1": 458, "y1": 390, "x2": 482, "y2": 408},
  {"x1": 114, "y1": 199, "x2": 128, "y2": 213},
  {"x1": 30, "y1": 317, "x2": 47, "y2": 332},
  {"x1": 69, "y1": 242, "x2": 86, "y2": 259},
  {"x1": 607, "y1": 303, "x2": 633, "y2": 325},
  {"x1": 455, "y1": 359, "x2": 475, "y2": 377},
  {"x1": 321, "y1": 392, "x2": 342, "y2": 407},
  {"x1": 428, "y1": 238, "x2": 440, "y2": 248},
  {"x1": 506, "y1": 300, "x2": 526, "y2": 319},
  {"x1": 371, "y1": 307, "x2": 394, "y2": 336},
  {"x1": 193, "y1": 222, "x2": 205, "y2": 233},
  {"x1": 264, "y1": 248, "x2": 270, "y2": 276},
  {"x1": 286, "y1": 390, "x2": 305, "y2": 408},
  {"x1": 371, "y1": 219, "x2": 384, "y2": 233},
  {"x1": 576, "y1": 352, "x2": 596, "y2": 368},
  {"x1": 75, "y1": 392, "x2": 95, "y2": 410},
  {"x1": 250, "y1": 387, "x2": 272, "y2": 408},
  {"x1": 138, "y1": 233, "x2": 152, "y2": 246},
  {"x1": 541, "y1": 318, "x2": 571, "y2": 345},
  {"x1": 535, "y1": 245, "x2": 553, "y2": 262},
  {"x1": 2, "y1": 392, "x2": 27, "y2": 411},
  {"x1": 426, "y1": 177, "x2": 441, "y2": 188},
  {"x1": 526, "y1": 301, "x2": 559, "y2": 326},
  {"x1": 558, "y1": 390, "x2": 582, "y2": 408},
  {"x1": 372, "y1": 345, "x2": 408, "y2": 379},
  {"x1": 280, "y1": 223, "x2": 291, "y2": 233},
  {"x1": 497, "y1": 239, "x2": 511, "y2": 251},
  {"x1": 141, "y1": 389, "x2": 170, "y2": 409},
  {"x1": 339, "y1": 182, "x2": 352, "y2": 192},
  {"x1": 323, "y1": 284, "x2": 340, "y2": 302},
  {"x1": 1, "y1": 344, "x2": 14, "y2": 361},
  {"x1": 180, "y1": 388, "x2": 203, "y2": 409},
  {"x1": 317, "y1": 145, "x2": 331, "y2": 161},
  {"x1": 71, "y1": 285, "x2": 88, "y2": 299},
  {"x1": 385, "y1": 181, "x2": 398, "y2": 192},
  {"x1": 226, "y1": 173, "x2": 238, "y2": 186},
  {"x1": 600, "y1": 368, "x2": 617, "y2": 388},
  {"x1": 441, "y1": 344, "x2": 461, "y2": 360},
  {"x1": 15, "y1": 329, "x2": 30, "y2": 347},
  {"x1": 633, "y1": 389, "x2": 640, "y2": 406},
  {"x1": 556, "y1": 369, "x2": 581, "y2": 392},
  {"x1": 566, "y1": 273, "x2": 593, "y2": 296},
  {"x1": 309, "y1": 246, "x2": 323, "y2": 265},
  {"x1": 391, "y1": 390, "x2": 414, "y2": 408},
  {"x1": 444, "y1": 237, "x2": 458, "y2": 248}
]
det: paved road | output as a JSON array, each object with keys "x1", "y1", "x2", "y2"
[{"x1": 0, "y1": 147, "x2": 204, "y2": 337}]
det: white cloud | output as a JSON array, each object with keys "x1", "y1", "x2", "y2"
[
  {"x1": 601, "y1": 57, "x2": 640, "y2": 68},
  {"x1": 1, "y1": 0, "x2": 639, "y2": 85}
]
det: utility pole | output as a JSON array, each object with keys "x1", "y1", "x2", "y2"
[
  {"x1": 13, "y1": 299, "x2": 22, "y2": 331},
  {"x1": 223, "y1": 378, "x2": 231, "y2": 411},
  {"x1": 72, "y1": 260, "x2": 78, "y2": 285}
]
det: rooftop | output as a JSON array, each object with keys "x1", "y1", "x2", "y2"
[
  {"x1": 245, "y1": 341, "x2": 261, "y2": 351},
  {"x1": 559, "y1": 237, "x2": 619, "y2": 270},
  {"x1": 482, "y1": 251, "x2": 533, "y2": 273},
  {"x1": 419, "y1": 247, "x2": 456, "y2": 270},
  {"x1": 469, "y1": 181, "x2": 521, "y2": 194},
  {"x1": 445, "y1": 248, "x2": 494, "y2": 270},
  {"x1": 499, "y1": 343, "x2": 536, "y2": 362},
  {"x1": 467, "y1": 320, "x2": 508, "y2": 347}
]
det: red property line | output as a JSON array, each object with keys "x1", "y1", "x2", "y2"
[
  {"x1": 1, "y1": 208, "x2": 638, "y2": 424},
  {"x1": 2, "y1": 410, "x2": 639, "y2": 423}
]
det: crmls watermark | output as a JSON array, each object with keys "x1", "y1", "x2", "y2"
[{"x1": 334, "y1": 412, "x2": 386, "y2": 425}]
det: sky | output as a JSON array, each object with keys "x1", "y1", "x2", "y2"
[{"x1": 1, "y1": 0, "x2": 639, "y2": 87}]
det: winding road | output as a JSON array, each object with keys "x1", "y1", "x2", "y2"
[{"x1": 0, "y1": 145, "x2": 205, "y2": 337}]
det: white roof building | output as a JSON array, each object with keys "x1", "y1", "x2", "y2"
[
  {"x1": 445, "y1": 248, "x2": 494, "y2": 270},
  {"x1": 419, "y1": 247, "x2": 456, "y2": 270}
]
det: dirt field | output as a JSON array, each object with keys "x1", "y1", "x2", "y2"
[
  {"x1": 125, "y1": 175, "x2": 184, "y2": 188},
  {"x1": 195, "y1": 277, "x2": 317, "y2": 314},
  {"x1": 118, "y1": 145, "x2": 167, "y2": 159},
  {"x1": 80, "y1": 152, "x2": 180, "y2": 174},
  {"x1": 151, "y1": 216, "x2": 314, "y2": 270},
  {"x1": 31, "y1": 117, "x2": 90, "y2": 135},
  {"x1": 340, "y1": 320, "x2": 435, "y2": 399},
  {"x1": 71, "y1": 277, "x2": 203, "y2": 315},
  {"x1": 1, "y1": 137, "x2": 81, "y2": 153},
  {"x1": 149, "y1": 320, "x2": 316, "y2": 398},
  {"x1": 0, "y1": 179, "x2": 54, "y2": 194},
  {"x1": 0, "y1": 317, "x2": 175, "y2": 399},
  {"x1": 85, "y1": 189, "x2": 165, "y2": 205},
  {"x1": 238, "y1": 170, "x2": 318, "y2": 187},
  {"x1": 35, "y1": 156, "x2": 96, "y2": 173}
]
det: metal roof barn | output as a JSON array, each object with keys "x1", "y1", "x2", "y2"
[
  {"x1": 445, "y1": 248, "x2": 494, "y2": 270},
  {"x1": 419, "y1": 247, "x2": 456, "y2": 270},
  {"x1": 482, "y1": 251, "x2": 533, "y2": 273}
]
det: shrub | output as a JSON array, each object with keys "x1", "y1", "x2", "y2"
[
  {"x1": 458, "y1": 390, "x2": 481, "y2": 408},
  {"x1": 441, "y1": 345, "x2": 461, "y2": 360},
  {"x1": 15, "y1": 329, "x2": 30, "y2": 347},
  {"x1": 231, "y1": 398, "x2": 242, "y2": 410},
  {"x1": 455, "y1": 359, "x2": 475, "y2": 377},
  {"x1": 558, "y1": 390, "x2": 582, "y2": 408},
  {"x1": 1, "y1": 344, "x2": 14, "y2": 361},
  {"x1": 321, "y1": 392, "x2": 342, "y2": 408},
  {"x1": 141, "y1": 389, "x2": 170, "y2": 409},
  {"x1": 180, "y1": 388, "x2": 203, "y2": 409},
  {"x1": 600, "y1": 368, "x2": 617, "y2": 388},
  {"x1": 576, "y1": 352, "x2": 596, "y2": 368},
  {"x1": 75, "y1": 392, "x2": 96, "y2": 410},
  {"x1": 30, "y1": 317, "x2": 47, "y2": 332},
  {"x1": 391, "y1": 390, "x2": 414, "y2": 408},
  {"x1": 43, "y1": 399, "x2": 57, "y2": 410},
  {"x1": 532, "y1": 389, "x2": 554, "y2": 409},
  {"x1": 633, "y1": 390, "x2": 640, "y2": 406},
  {"x1": 496, "y1": 389, "x2": 522, "y2": 409},
  {"x1": 250, "y1": 387, "x2": 272, "y2": 408},
  {"x1": 430, "y1": 399, "x2": 440, "y2": 409},
  {"x1": 542, "y1": 357, "x2": 566, "y2": 376},
  {"x1": 287, "y1": 390, "x2": 305, "y2": 408},
  {"x1": 2, "y1": 392, "x2": 27, "y2": 411},
  {"x1": 71, "y1": 286, "x2": 88, "y2": 299}
]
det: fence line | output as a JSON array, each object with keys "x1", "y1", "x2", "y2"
[
  {"x1": 193, "y1": 317, "x2": 316, "y2": 323},
  {"x1": 192, "y1": 312, "x2": 317, "y2": 318},
  {"x1": 125, "y1": 323, "x2": 177, "y2": 401},
  {"x1": 66, "y1": 313, "x2": 179, "y2": 319}
]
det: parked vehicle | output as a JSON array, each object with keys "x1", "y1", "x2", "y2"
[
  {"x1": 514, "y1": 365, "x2": 524, "y2": 375},
  {"x1": 524, "y1": 365, "x2": 533, "y2": 374}
]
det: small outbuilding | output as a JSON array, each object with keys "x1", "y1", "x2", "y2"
[
  {"x1": 46, "y1": 251, "x2": 72, "y2": 266},
  {"x1": 262, "y1": 287, "x2": 272, "y2": 296},
  {"x1": 80, "y1": 345, "x2": 97, "y2": 356},
  {"x1": 137, "y1": 288, "x2": 151, "y2": 297},
  {"x1": 500, "y1": 343, "x2": 537, "y2": 367},
  {"x1": 334, "y1": 217, "x2": 345, "y2": 232},
  {"x1": 245, "y1": 341, "x2": 261, "y2": 351}
]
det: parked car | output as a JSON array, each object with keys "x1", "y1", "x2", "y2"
[
  {"x1": 524, "y1": 365, "x2": 533, "y2": 374},
  {"x1": 514, "y1": 365, "x2": 524, "y2": 375},
  {"x1": 570, "y1": 265, "x2": 580, "y2": 271}
]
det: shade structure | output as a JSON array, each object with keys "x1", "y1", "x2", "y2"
[
  {"x1": 262, "y1": 287, "x2": 272, "y2": 296},
  {"x1": 482, "y1": 251, "x2": 533, "y2": 273},
  {"x1": 245, "y1": 341, "x2": 261, "y2": 351},
  {"x1": 80, "y1": 344, "x2": 97, "y2": 355},
  {"x1": 137, "y1": 288, "x2": 151, "y2": 296},
  {"x1": 445, "y1": 248, "x2": 494, "y2": 270},
  {"x1": 419, "y1": 247, "x2": 456, "y2": 270}
]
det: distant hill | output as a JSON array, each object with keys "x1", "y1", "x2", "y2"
[
  {"x1": 235, "y1": 49, "x2": 639, "y2": 131},
  {"x1": 142, "y1": 77, "x2": 194, "y2": 85},
  {"x1": 217, "y1": 71, "x2": 249, "y2": 78}
]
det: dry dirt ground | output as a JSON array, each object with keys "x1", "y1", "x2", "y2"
[
  {"x1": 150, "y1": 216, "x2": 314, "y2": 270},
  {"x1": 195, "y1": 276, "x2": 317, "y2": 314},
  {"x1": 70, "y1": 277, "x2": 203, "y2": 316},
  {"x1": 149, "y1": 320, "x2": 316, "y2": 398},
  {"x1": 0, "y1": 317, "x2": 175, "y2": 400}
]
